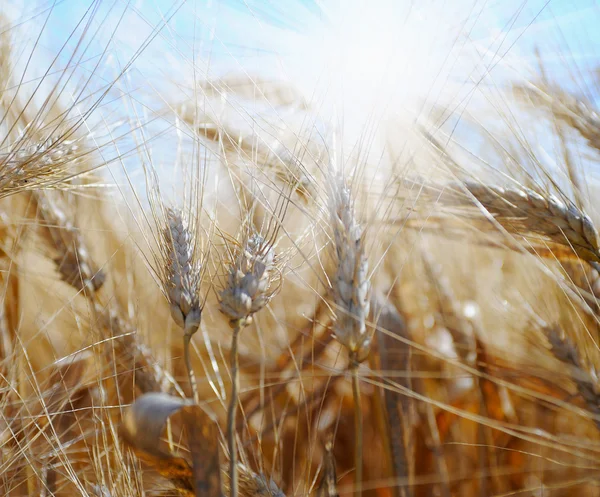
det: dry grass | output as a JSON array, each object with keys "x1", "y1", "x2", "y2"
[{"x1": 3, "y1": 3, "x2": 600, "y2": 497}]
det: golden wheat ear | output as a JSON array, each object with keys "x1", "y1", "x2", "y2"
[
  {"x1": 218, "y1": 231, "x2": 278, "y2": 327},
  {"x1": 0, "y1": 133, "x2": 85, "y2": 198},
  {"x1": 513, "y1": 80, "x2": 600, "y2": 154},
  {"x1": 31, "y1": 182, "x2": 169, "y2": 396},
  {"x1": 35, "y1": 191, "x2": 105, "y2": 293},
  {"x1": 162, "y1": 207, "x2": 203, "y2": 334},
  {"x1": 371, "y1": 293, "x2": 412, "y2": 497},
  {"x1": 546, "y1": 327, "x2": 600, "y2": 431},
  {"x1": 406, "y1": 180, "x2": 600, "y2": 265},
  {"x1": 328, "y1": 173, "x2": 371, "y2": 361}
]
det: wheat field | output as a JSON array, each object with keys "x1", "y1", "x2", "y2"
[{"x1": 1, "y1": 1, "x2": 600, "y2": 496}]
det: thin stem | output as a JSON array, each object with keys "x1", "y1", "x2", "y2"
[
  {"x1": 227, "y1": 324, "x2": 241, "y2": 497},
  {"x1": 183, "y1": 333, "x2": 199, "y2": 404},
  {"x1": 351, "y1": 360, "x2": 363, "y2": 497}
]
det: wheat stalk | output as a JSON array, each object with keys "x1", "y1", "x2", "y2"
[
  {"x1": 316, "y1": 438, "x2": 339, "y2": 497},
  {"x1": 219, "y1": 230, "x2": 278, "y2": 497},
  {"x1": 327, "y1": 172, "x2": 371, "y2": 497}
]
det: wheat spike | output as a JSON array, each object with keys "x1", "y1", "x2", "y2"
[
  {"x1": 224, "y1": 465, "x2": 286, "y2": 497},
  {"x1": 514, "y1": 82, "x2": 600, "y2": 153},
  {"x1": 97, "y1": 308, "x2": 167, "y2": 394},
  {"x1": 159, "y1": 206, "x2": 204, "y2": 407},
  {"x1": 371, "y1": 293, "x2": 413, "y2": 497},
  {"x1": 219, "y1": 232, "x2": 277, "y2": 327},
  {"x1": 416, "y1": 181, "x2": 600, "y2": 264},
  {"x1": 36, "y1": 191, "x2": 105, "y2": 293},
  {"x1": 546, "y1": 327, "x2": 600, "y2": 431},
  {"x1": 328, "y1": 174, "x2": 371, "y2": 361},
  {"x1": 561, "y1": 260, "x2": 600, "y2": 316},
  {"x1": 162, "y1": 208, "x2": 202, "y2": 336},
  {"x1": 421, "y1": 251, "x2": 475, "y2": 364},
  {"x1": 463, "y1": 182, "x2": 600, "y2": 262},
  {"x1": 32, "y1": 185, "x2": 166, "y2": 395},
  {"x1": 34, "y1": 189, "x2": 167, "y2": 394},
  {"x1": 0, "y1": 134, "x2": 81, "y2": 198}
]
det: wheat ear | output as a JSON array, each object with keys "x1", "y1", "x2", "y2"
[
  {"x1": 35, "y1": 190, "x2": 166, "y2": 393},
  {"x1": 161, "y1": 207, "x2": 203, "y2": 403},
  {"x1": 420, "y1": 181, "x2": 600, "y2": 263},
  {"x1": 97, "y1": 308, "x2": 167, "y2": 394},
  {"x1": 36, "y1": 191, "x2": 105, "y2": 293},
  {"x1": 371, "y1": 292, "x2": 413, "y2": 497},
  {"x1": 0, "y1": 134, "x2": 82, "y2": 198},
  {"x1": 514, "y1": 82, "x2": 600, "y2": 153},
  {"x1": 546, "y1": 327, "x2": 600, "y2": 431},
  {"x1": 224, "y1": 464, "x2": 286, "y2": 497},
  {"x1": 426, "y1": 180, "x2": 600, "y2": 318},
  {"x1": 327, "y1": 173, "x2": 370, "y2": 497},
  {"x1": 561, "y1": 260, "x2": 600, "y2": 315},
  {"x1": 219, "y1": 231, "x2": 277, "y2": 497}
]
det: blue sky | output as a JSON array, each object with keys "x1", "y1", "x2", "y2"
[
  {"x1": 10, "y1": 1, "x2": 598, "y2": 76},
  {"x1": 4, "y1": 0, "x2": 600, "y2": 191},
  {"x1": 4, "y1": 0, "x2": 599, "y2": 101}
]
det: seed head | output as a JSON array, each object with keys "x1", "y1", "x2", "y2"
[
  {"x1": 162, "y1": 208, "x2": 202, "y2": 335},
  {"x1": 37, "y1": 192, "x2": 105, "y2": 292},
  {"x1": 0, "y1": 135, "x2": 79, "y2": 196},
  {"x1": 329, "y1": 175, "x2": 371, "y2": 362},
  {"x1": 219, "y1": 233, "x2": 277, "y2": 327},
  {"x1": 224, "y1": 464, "x2": 286, "y2": 497}
]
